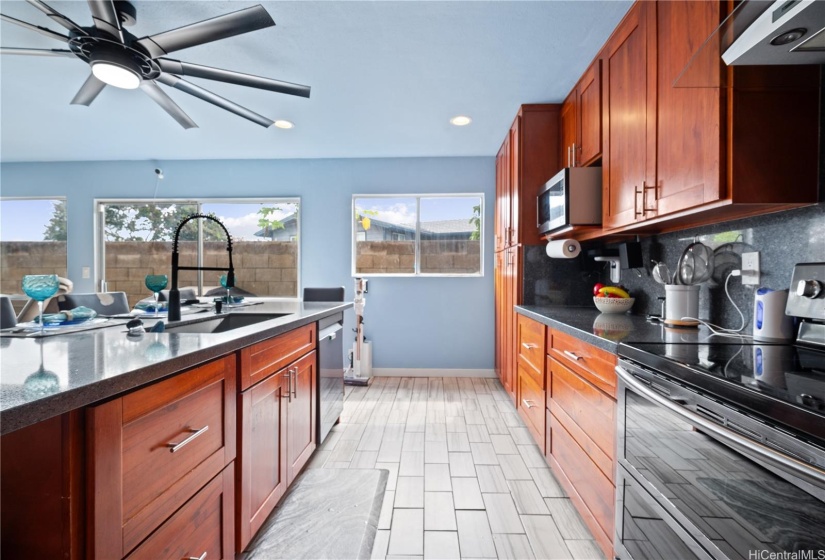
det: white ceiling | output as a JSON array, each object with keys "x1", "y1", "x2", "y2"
[{"x1": 0, "y1": 1, "x2": 632, "y2": 162}]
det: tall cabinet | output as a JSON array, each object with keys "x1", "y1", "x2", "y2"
[{"x1": 494, "y1": 105, "x2": 560, "y2": 401}]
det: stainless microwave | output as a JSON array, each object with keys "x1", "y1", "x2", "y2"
[{"x1": 537, "y1": 167, "x2": 602, "y2": 235}]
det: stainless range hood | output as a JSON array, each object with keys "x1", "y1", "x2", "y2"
[
  {"x1": 723, "y1": 0, "x2": 825, "y2": 65},
  {"x1": 674, "y1": 0, "x2": 824, "y2": 88}
]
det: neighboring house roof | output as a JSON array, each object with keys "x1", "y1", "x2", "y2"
[
  {"x1": 420, "y1": 219, "x2": 474, "y2": 235},
  {"x1": 253, "y1": 213, "x2": 298, "y2": 238}
]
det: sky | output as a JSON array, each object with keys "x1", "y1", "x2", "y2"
[
  {"x1": 355, "y1": 196, "x2": 481, "y2": 226},
  {"x1": 0, "y1": 199, "x2": 298, "y2": 242}
]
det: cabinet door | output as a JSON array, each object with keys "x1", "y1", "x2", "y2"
[
  {"x1": 494, "y1": 251, "x2": 505, "y2": 384},
  {"x1": 577, "y1": 60, "x2": 602, "y2": 167},
  {"x1": 287, "y1": 350, "x2": 317, "y2": 484},
  {"x1": 655, "y1": 0, "x2": 722, "y2": 216},
  {"x1": 237, "y1": 370, "x2": 288, "y2": 552},
  {"x1": 602, "y1": 2, "x2": 656, "y2": 229},
  {"x1": 560, "y1": 90, "x2": 577, "y2": 168},
  {"x1": 508, "y1": 117, "x2": 521, "y2": 246}
]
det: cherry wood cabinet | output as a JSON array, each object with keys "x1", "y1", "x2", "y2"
[
  {"x1": 236, "y1": 331, "x2": 317, "y2": 553},
  {"x1": 596, "y1": 0, "x2": 819, "y2": 237},
  {"x1": 494, "y1": 105, "x2": 560, "y2": 402},
  {"x1": 86, "y1": 355, "x2": 237, "y2": 559},
  {"x1": 560, "y1": 60, "x2": 603, "y2": 169},
  {"x1": 602, "y1": 1, "x2": 657, "y2": 229},
  {"x1": 515, "y1": 315, "x2": 547, "y2": 453},
  {"x1": 544, "y1": 328, "x2": 617, "y2": 559}
]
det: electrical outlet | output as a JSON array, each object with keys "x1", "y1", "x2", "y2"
[
  {"x1": 741, "y1": 252, "x2": 760, "y2": 285},
  {"x1": 82, "y1": 266, "x2": 91, "y2": 279}
]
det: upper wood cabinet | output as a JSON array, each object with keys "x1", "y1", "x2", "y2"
[
  {"x1": 599, "y1": 0, "x2": 819, "y2": 235},
  {"x1": 495, "y1": 105, "x2": 561, "y2": 250},
  {"x1": 602, "y1": 1, "x2": 657, "y2": 229},
  {"x1": 561, "y1": 60, "x2": 603, "y2": 169}
]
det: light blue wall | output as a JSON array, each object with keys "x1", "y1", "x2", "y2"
[{"x1": 0, "y1": 157, "x2": 495, "y2": 370}]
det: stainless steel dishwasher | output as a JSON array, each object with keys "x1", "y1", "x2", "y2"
[{"x1": 317, "y1": 312, "x2": 344, "y2": 444}]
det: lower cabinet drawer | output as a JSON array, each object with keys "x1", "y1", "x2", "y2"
[
  {"x1": 127, "y1": 465, "x2": 234, "y2": 560},
  {"x1": 548, "y1": 411, "x2": 614, "y2": 546},
  {"x1": 516, "y1": 365, "x2": 545, "y2": 453}
]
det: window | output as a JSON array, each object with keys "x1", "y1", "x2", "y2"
[
  {"x1": 0, "y1": 198, "x2": 68, "y2": 298},
  {"x1": 353, "y1": 194, "x2": 483, "y2": 276},
  {"x1": 97, "y1": 199, "x2": 299, "y2": 305}
]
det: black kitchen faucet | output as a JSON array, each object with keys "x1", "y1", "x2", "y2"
[{"x1": 168, "y1": 213, "x2": 234, "y2": 322}]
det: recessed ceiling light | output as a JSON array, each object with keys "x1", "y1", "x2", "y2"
[
  {"x1": 91, "y1": 61, "x2": 140, "y2": 90},
  {"x1": 450, "y1": 115, "x2": 472, "y2": 126},
  {"x1": 273, "y1": 120, "x2": 294, "y2": 129}
]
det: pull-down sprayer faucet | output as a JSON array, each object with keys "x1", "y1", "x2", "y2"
[{"x1": 168, "y1": 213, "x2": 234, "y2": 322}]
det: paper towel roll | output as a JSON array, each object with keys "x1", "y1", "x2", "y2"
[{"x1": 546, "y1": 239, "x2": 581, "y2": 259}]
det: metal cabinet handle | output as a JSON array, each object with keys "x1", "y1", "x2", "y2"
[
  {"x1": 563, "y1": 350, "x2": 582, "y2": 361},
  {"x1": 567, "y1": 145, "x2": 572, "y2": 167},
  {"x1": 284, "y1": 369, "x2": 292, "y2": 401},
  {"x1": 634, "y1": 186, "x2": 643, "y2": 217},
  {"x1": 291, "y1": 368, "x2": 297, "y2": 399},
  {"x1": 616, "y1": 366, "x2": 825, "y2": 489},
  {"x1": 522, "y1": 399, "x2": 535, "y2": 409},
  {"x1": 572, "y1": 142, "x2": 577, "y2": 167},
  {"x1": 521, "y1": 342, "x2": 538, "y2": 350},
  {"x1": 185, "y1": 552, "x2": 207, "y2": 560},
  {"x1": 642, "y1": 181, "x2": 657, "y2": 213},
  {"x1": 167, "y1": 426, "x2": 209, "y2": 453}
]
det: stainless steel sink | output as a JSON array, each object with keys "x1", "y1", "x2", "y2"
[{"x1": 164, "y1": 313, "x2": 289, "y2": 333}]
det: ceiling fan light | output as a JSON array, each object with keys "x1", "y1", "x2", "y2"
[{"x1": 91, "y1": 61, "x2": 141, "y2": 89}]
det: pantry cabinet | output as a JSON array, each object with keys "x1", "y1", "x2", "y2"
[{"x1": 494, "y1": 105, "x2": 560, "y2": 402}]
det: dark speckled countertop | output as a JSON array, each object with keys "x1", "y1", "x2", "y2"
[
  {"x1": 516, "y1": 305, "x2": 715, "y2": 353},
  {"x1": 0, "y1": 300, "x2": 351, "y2": 435}
]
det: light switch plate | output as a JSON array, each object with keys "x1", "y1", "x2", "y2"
[
  {"x1": 82, "y1": 266, "x2": 91, "y2": 279},
  {"x1": 741, "y1": 252, "x2": 760, "y2": 285}
]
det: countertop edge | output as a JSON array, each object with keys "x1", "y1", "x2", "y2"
[{"x1": 0, "y1": 303, "x2": 351, "y2": 436}]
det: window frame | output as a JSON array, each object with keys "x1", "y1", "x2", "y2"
[
  {"x1": 94, "y1": 197, "x2": 301, "y2": 299},
  {"x1": 351, "y1": 193, "x2": 484, "y2": 278}
]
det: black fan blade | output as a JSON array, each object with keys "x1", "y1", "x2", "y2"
[
  {"x1": 1, "y1": 13, "x2": 69, "y2": 42},
  {"x1": 26, "y1": 0, "x2": 87, "y2": 35},
  {"x1": 87, "y1": 0, "x2": 122, "y2": 40},
  {"x1": 157, "y1": 58, "x2": 311, "y2": 98},
  {"x1": 141, "y1": 81, "x2": 198, "y2": 129},
  {"x1": 157, "y1": 73, "x2": 273, "y2": 128},
  {"x1": 136, "y1": 5, "x2": 274, "y2": 58},
  {"x1": 71, "y1": 74, "x2": 106, "y2": 106},
  {"x1": 0, "y1": 46, "x2": 75, "y2": 57}
]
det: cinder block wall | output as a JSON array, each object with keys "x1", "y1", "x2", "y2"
[{"x1": 355, "y1": 241, "x2": 480, "y2": 274}]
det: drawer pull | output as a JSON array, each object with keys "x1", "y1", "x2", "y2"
[
  {"x1": 521, "y1": 343, "x2": 538, "y2": 350},
  {"x1": 522, "y1": 399, "x2": 535, "y2": 409},
  {"x1": 284, "y1": 369, "x2": 292, "y2": 402},
  {"x1": 291, "y1": 368, "x2": 298, "y2": 399},
  {"x1": 185, "y1": 553, "x2": 207, "y2": 560},
  {"x1": 167, "y1": 426, "x2": 209, "y2": 453},
  {"x1": 563, "y1": 350, "x2": 582, "y2": 361}
]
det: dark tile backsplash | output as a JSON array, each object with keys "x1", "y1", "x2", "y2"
[{"x1": 523, "y1": 202, "x2": 825, "y2": 330}]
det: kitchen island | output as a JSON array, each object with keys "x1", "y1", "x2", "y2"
[{"x1": 0, "y1": 300, "x2": 350, "y2": 559}]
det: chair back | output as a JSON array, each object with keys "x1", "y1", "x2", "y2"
[
  {"x1": 57, "y1": 292, "x2": 130, "y2": 315},
  {"x1": 303, "y1": 287, "x2": 345, "y2": 302},
  {"x1": 0, "y1": 296, "x2": 16, "y2": 329}
]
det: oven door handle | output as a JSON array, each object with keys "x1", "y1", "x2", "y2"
[{"x1": 616, "y1": 366, "x2": 825, "y2": 490}]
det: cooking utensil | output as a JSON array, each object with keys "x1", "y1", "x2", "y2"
[
  {"x1": 652, "y1": 261, "x2": 671, "y2": 285},
  {"x1": 678, "y1": 242, "x2": 714, "y2": 285}
]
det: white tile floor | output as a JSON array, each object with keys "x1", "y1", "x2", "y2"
[{"x1": 307, "y1": 377, "x2": 605, "y2": 560}]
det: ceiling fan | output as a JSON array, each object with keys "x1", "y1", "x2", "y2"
[{"x1": 0, "y1": 0, "x2": 311, "y2": 129}]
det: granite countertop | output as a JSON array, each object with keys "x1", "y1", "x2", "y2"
[
  {"x1": 516, "y1": 305, "x2": 715, "y2": 353},
  {"x1": 0, "y1": 300, "x2": 351, "y2": 435}
]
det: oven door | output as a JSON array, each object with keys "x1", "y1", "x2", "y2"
[
  {"x1": 537, "y1": 169, "x2": 568, "y2": 234},
  {"x1": 616, "y1": 364, "x2": 825, "y2": 560}
]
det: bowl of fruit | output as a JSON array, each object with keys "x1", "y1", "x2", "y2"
[{"x1": 592, "y1": 283, "x2": 634, "y2": 314}]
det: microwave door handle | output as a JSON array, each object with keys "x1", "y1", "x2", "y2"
[{"x1": 616, "y1": 366, "x2": 825, "y2": 490}]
